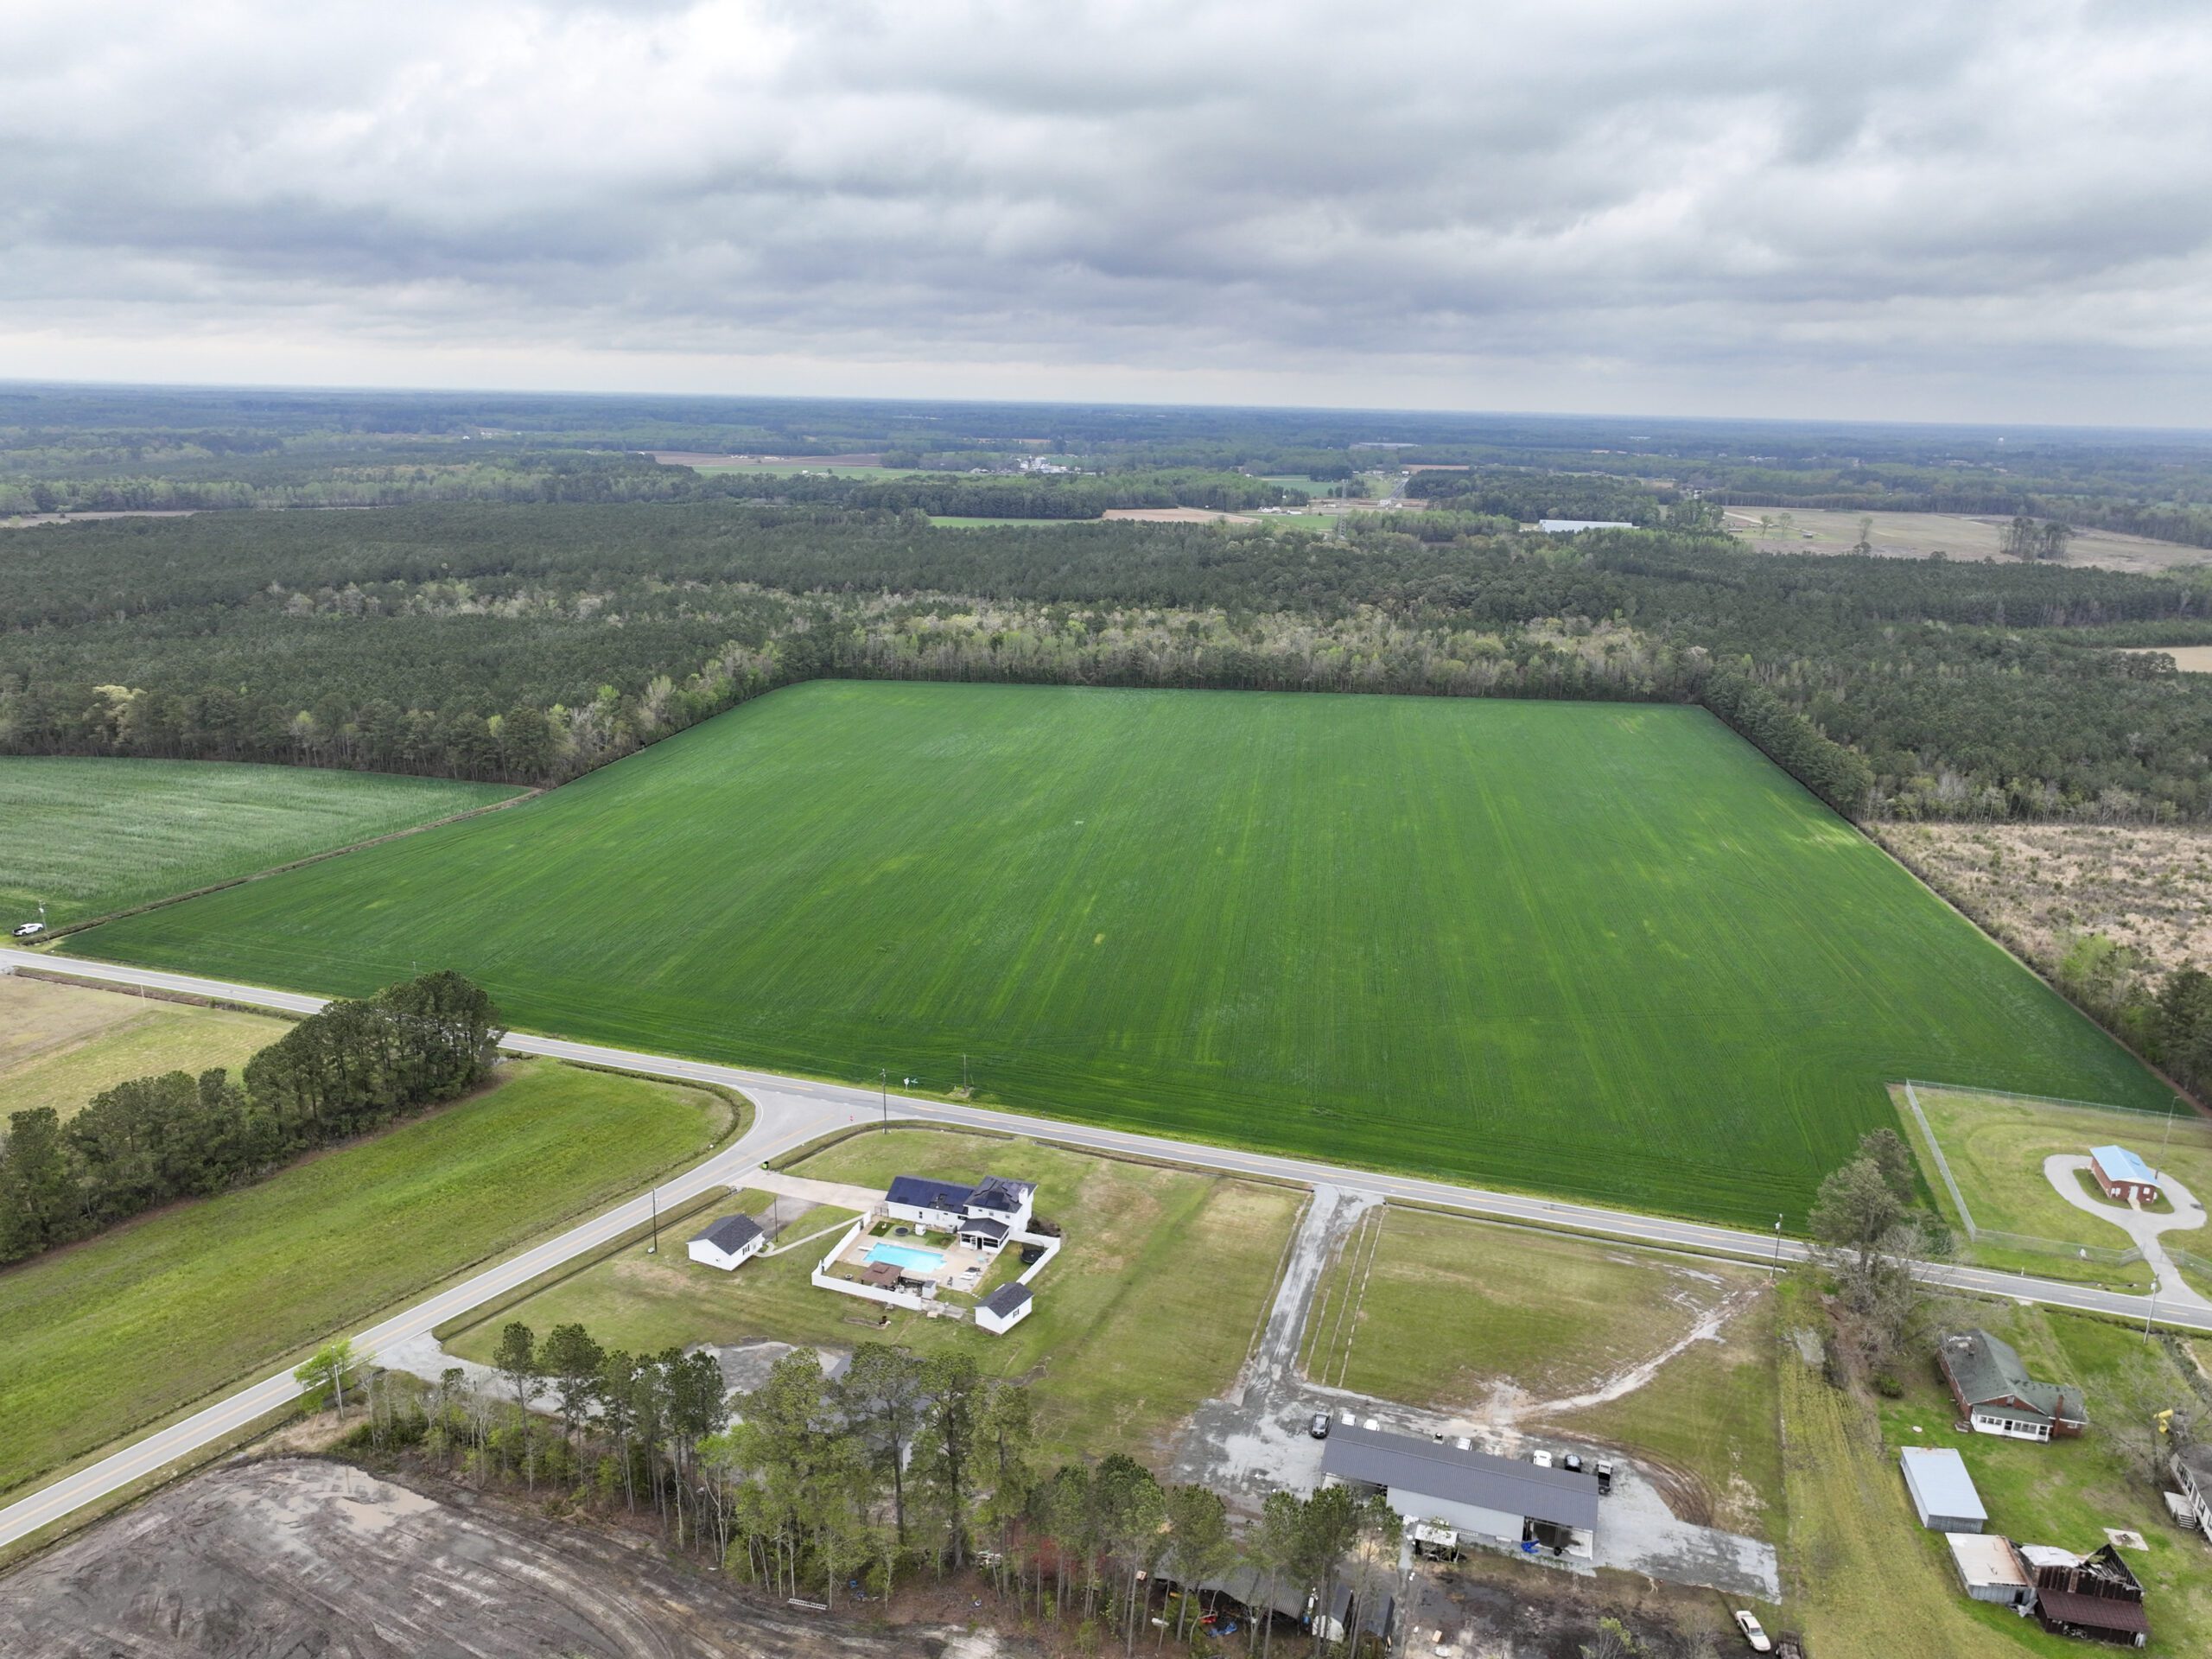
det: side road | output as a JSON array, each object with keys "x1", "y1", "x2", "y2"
[{"x1": 5, "y1": 945, "x2": 2209, "y2": 1554}]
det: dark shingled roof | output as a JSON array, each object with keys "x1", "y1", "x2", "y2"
[
  {"x1": 981, "y1": 1282, "x2": 1032, "y2": 1317},
  {"x1": 968, "y1": 1176, "x2": 1036, "y2": 1215},
  {"x1": 1320, "y1": 1421, "x2": 1599, "y2": 1530},
  {"x1": 887, "y1": 1175, "x2": 974, "y2": 1212},
  {"x1": 1940, "y1": 1329, "x2": 2087, "y2": 1427},
  {"x1": 960, "y1": 1217, "x2": 1010, "y2": 1241},
  {"x1": 690, "y1": 1214, "x2": 764, "y2": 1254}
]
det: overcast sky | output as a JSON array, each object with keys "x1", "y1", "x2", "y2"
[{"x1": 3, "y1": 1, "x2": 2209, "y2": 424}]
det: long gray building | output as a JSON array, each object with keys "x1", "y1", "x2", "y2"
[{"x1": 1319, "y1": 1421, "x2": 1599, "y2": 1559}]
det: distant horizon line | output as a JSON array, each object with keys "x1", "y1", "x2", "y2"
[{"x1": 3, "y1": 373, "x2": 2208, "y2": 442}]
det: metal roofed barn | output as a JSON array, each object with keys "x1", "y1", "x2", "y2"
[
  {"x1": 1319, "y1": 1421, "x2": 1598, "y2": 1559},
  {"x1": 1900, "y1": 1446, "x2": 1987, "y2": 1533}
]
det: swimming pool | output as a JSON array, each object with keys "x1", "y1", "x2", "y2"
[{"x1": 866, "y1": 1242, "x2": 946, "y2": 1274}]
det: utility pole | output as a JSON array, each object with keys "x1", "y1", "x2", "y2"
[
  {"x1": 2155, "y1": 1096, "x2": 2179, "y2": 1186},
  {"x1": 1770, "y1": 1213, "x2": 1784, "y2": 1279},
  {"x1": 647, "y1": 1185, "x2": 659, "y2": 1255},
  {"x1": 880, "y1": 1066, "x2": 888, "y2": 1134}
]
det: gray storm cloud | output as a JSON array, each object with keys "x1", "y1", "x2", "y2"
[{"x1": 2, "y1": 0, "x2": 2209, "y2": 420}]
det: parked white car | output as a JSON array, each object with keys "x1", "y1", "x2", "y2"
[
  {"x1": 11, "y1": 921, "x2": 42, "y2": 938},
  {"x1": 1733, "y1": 1611, "x2": 1771, "y2": 1653},
  {"x1": 1529, "y1": 1449, "x2": 1553, "y2": 1468}
]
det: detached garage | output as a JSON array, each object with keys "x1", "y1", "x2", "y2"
[
  {"x1": 688, "y1": 1213, "x2": 766, "y2": 1271},
  {"x1": 1902, "y1": 1446, "x2": 1987, "y2": 1534}
]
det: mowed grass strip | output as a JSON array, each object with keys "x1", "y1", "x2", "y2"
[
  {"x1": 446, "y1": 1128, "x2": 1303, "y2": 1461},
  {"x1": 67, "y1": 682, "x2": 2176, "y2": 1227},
  {"x1": 0, "y1": 1060, "x2": 728, "y2": 1499},
  {"x1": 0, "y1": 755, "x2": 521, "y2": 926},
  {"x1": 0, "y1": 976, "x2": 285, "y2": 1121}
]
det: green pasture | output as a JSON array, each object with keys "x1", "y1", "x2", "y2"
[
  {"x1": 0, "y1": 975, "x2": 286, "y2": 1122},
  {"x1": 0, "y1": 1061, "x2": 729, "y2": 1499},
  {"x1": 0, "y1": 756, "x2": 519, "y2": 926},
  {"x1": 65, "y1": 682, "x2": 2175, "y2": 1227}
]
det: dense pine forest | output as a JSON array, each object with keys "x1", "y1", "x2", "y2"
[{"x1": 4, "y1": 496, "x2": 2209, "y2": 823}]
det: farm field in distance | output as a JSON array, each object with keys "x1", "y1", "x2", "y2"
[
  {"x1": 0, "y1": 976, "x2": 285, "y2": 1122},
  {"x1": 0, "y1": 756, "x2": 522, "y2": 926},
  {"x1": 1720, "y1": 506, "x2": 2208, "y2": 575},
  {"x1": 63, "y1": 681, "x2": 2177, "y2": 1228},
  {"x1": 0, "y1": 1059, "x2": 731, "y2": 1501}
]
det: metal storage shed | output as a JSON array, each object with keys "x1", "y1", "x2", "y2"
[
  {"x1": 1946, "y1": 1534, "x2": 2031, "y2": 1606},
  {"x1": 1319, "y1": 1421, "x2": 1599, "y2": 1558},
  {"x1": 1901, "y1": 1446, "x2": 1987, "y2": 1533}
]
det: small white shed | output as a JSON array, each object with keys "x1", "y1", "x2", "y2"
[
  {"x1": 688, "y1": 1213, "x2": 766, "y2": 1271},
  {"x1": 1901, "y1": 1446, "x2": 1987, "y2": 1534},
  {"x1": 976, "y1": 1281, "x2": 1033, "y2": 1335}
]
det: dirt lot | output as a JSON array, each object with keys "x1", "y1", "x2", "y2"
[
  {"x1": 1101, "y1": 506, "x2": 1260, "y2": 524},
  {"x1": 1721, "y1": 507, "x2": 2209, "y2": 575},
  {"x1": 2120, "y1": 645, "x2": 2212, "y2": 673},
  {"x1": 0, "y1": 1457, "x2": 1021, "y2": 1659},
  {"x1": 1878, "y1": 820, "x2": 2212, "y2": 982}
]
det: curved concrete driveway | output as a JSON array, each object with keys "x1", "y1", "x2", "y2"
[{"x1": 2044, "y1": 1154, "x2": 2212, "y2": 1311}]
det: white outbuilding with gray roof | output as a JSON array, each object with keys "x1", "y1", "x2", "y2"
[
  {"x1": 687, "y1": 1213, "x2": 766, "y2": 1271},
  {"x1": 1900, "y1": 1446, "x2": 1987, "y2": 1533}
]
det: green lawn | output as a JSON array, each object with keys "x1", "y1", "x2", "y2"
[
  {"x1": 445, "y1": 1128, "x2": 1302, "y2": 1461},
  {"x1": 1303, "y1": 1204, "x2": 1780, "y2": 1536},
  {"x1": 65, "y1": 682, "x2": 2175, "y2": 1227},
  {"x1": 0, "y1": 975, "x2": 285, "y2": 1121},
  {"x1": 0, "y1": 1060, "x2": 729, "y2": 1499},
  {"x1": 0, "y1": 755, "x2": 520, "y2": 926},
  {"x1": 1903, "y1": 1084, "x2": 2212, "y2": 1287}
]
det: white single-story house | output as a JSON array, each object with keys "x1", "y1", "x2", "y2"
[
  {"x1": 688, "y1": 1213, "x2": 766, "y2": 1271},
  {"x1": 1901, "y1": 1446, "x2": 1987, "y2": 1534},
  {"x1": 976, "y1": 1281, "x2": 1033, "y2": 1335},
  {"x1": 1535, "y1": 518, "x2": 1635, "y2": 534},
  {"x1": 2090, "y1": 1145, "x2": 2162, "y2": 1205}
]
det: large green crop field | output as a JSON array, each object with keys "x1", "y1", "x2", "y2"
[
  {"x1": 64, "y1": 683, "x2": 2171, "y2": 1225},
  {"x1": 0, "y1": 756, "x2": 522, "y2": 926}
]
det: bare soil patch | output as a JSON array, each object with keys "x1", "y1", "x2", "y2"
[
  {"x1": 2119, "y1": 644, "x2": 2212, "y2": 673},
  {"x1": 0, "y1": 1456, "x2": 1027, "y2": 1659},
  {"x1": 1101, "y1": 505, "x2": 1259, "y2": 524},
  {"x1": 1876, "y1": 820, "x2": 2212, "y2": 982}
]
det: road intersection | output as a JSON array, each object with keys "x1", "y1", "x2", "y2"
[{"x1": 4, "y1": 944, "x2": 2207, "y2": 1554}]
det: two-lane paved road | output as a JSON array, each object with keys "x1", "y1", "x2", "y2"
[{"x1": 4, "y1": 944, "x2": 2205, "y2": 1553}]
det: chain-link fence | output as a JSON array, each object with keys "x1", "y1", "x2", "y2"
[{"x1": 1900, "y1": 1078, "x2": 2153, "y2": 1268}]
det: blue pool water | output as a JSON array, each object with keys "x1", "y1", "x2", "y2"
[{"x1": 866, "y1": 1242, "x2": 946, "y2": 1273}]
